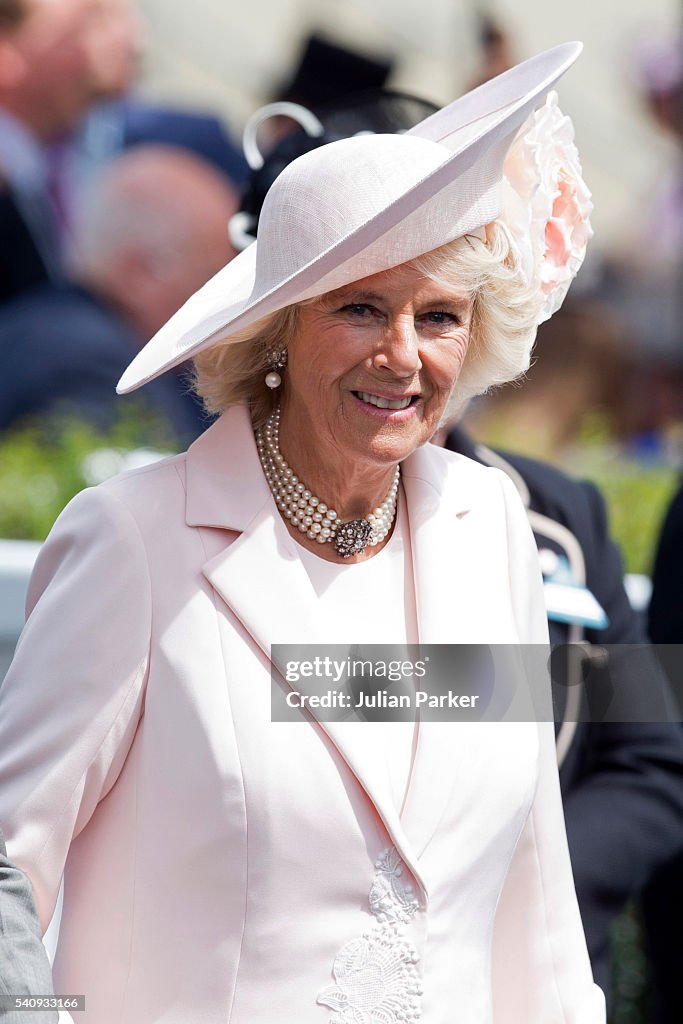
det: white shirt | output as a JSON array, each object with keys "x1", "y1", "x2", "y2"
[{"x1": 296, "y1": 491, "x2": 419, "y2": 810}]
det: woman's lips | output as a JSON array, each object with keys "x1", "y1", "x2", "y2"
[
  {"x1": 351, "y1": 390, "x2": 420, "y2": 419},
  {"x1": 354, "y1": 390, "x2": 414, "y2": 410}
]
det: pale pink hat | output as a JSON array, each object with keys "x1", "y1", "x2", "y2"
[{"x1": 118, "y1": 42, "x2": 582, "y2": 394}]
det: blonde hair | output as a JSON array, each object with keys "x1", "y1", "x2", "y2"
[{"x1": 192, "y1": 221, "x2": 542, "y2": 429}]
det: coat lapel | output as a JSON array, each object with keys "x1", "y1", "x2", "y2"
[
  {"x1": 401, "y1": 441, "x2": 484, "y2": 644},
  {"x1": 185, "y1": 406, "x2": 428, "y2": 894},
  {"x1": 186, "y1": 410, "x2": 499, "y2": 892},
  {"x1": 399, "y1": 444, "x2": 482, "y2": 856}
]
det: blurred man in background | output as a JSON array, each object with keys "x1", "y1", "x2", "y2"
[
  {"x1": 0, "y1": 0, "x2": 140, "y2": 299},
  {"x1": 0, "y1": 145, "x2": 238, "y2": 442}
]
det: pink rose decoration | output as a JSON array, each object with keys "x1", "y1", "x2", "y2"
[{"x1": 500, "y1": 91, "x2": 593, "y2": 323}]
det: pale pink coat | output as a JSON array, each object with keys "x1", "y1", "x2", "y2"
[{"x1": 0, "y1": 404, "x2": 605, "y2": 1023}]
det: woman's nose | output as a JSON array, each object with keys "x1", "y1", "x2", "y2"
[{"x1": 372, "y1": 317, "x2": 422, "y2": 375}]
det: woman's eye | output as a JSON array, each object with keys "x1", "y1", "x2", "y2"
[
  {"x1": 422, "y1": 311, "x2": 459, "y2": 326},
  {"x1": 341, "y1": 303, "x2": 374, "y2": 317}
]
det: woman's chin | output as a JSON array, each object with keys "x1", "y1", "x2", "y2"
[
  {"x1": 342, "y1": 427, "x2": 427, "y2": 470},
  {"x1": 344, "y1": 393, "x2": 431, "y2": 456}
]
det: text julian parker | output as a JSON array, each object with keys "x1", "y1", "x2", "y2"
[{"x1": 285, "y1": 690, "x2": 480, "y2": 709}]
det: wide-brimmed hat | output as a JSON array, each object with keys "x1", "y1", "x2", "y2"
[{"x1": 117, "y1": 41, "x2": 582, "y2": 395}]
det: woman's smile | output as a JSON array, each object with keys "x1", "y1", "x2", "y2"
[{"x1": 350, "y1": 388, "x2": 421, "y2": 420}]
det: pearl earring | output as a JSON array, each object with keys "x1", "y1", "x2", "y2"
[{"x1": 265, "y1": 347, "x2": 287, "y2": 389}]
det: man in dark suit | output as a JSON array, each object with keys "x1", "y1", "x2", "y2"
[
  {"x1": 0, "y1": 0, "x2": 141, "y2": 302},
  {"x1": 0, "y1": 145, "x2": 238, "y2": 442},
  {"x1": 446, "y1": 425, "x2": 683, "y2": 1000},
  {"x1": 0, "y1": 829, "x2": 57, "y2": 1023},
  {"x1": 639, "y1": 480, "x2": 683, "y2": 1024}
]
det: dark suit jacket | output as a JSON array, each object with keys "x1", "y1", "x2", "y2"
[
  {"x1": 0, "y1": 191, "x2": 52, "y2": 305},
  {"x1": 0, "y1": 830, "x2": 56, "y2": 1023},
  {"x1": 640, "y1": 479, "x2": 683, "y2": 1024},
  {"x1": 0, "y1": 283, "x2": 212, "y2": 443},
  {"x1": 649, "y1": 479, "x2": 683, "y2": 647},
  {"x1": 446, "y1": 426, "x2": 683, "y2": 997}
]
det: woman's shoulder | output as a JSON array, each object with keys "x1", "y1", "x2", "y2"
[
  {"x1": 406, "y1": 440, "x2": 516, "y2": 496},
  {"x1": 27, "y1": 451, "x2": 192, "y2": 613},
  {"x1": 42, "y1": 449, "x2": 190, "y2": 558},
  {"x1": 99, "y1": 449, "x2": 188, "y2": 506}
]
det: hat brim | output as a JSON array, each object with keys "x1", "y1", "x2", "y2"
[{"x1": 117, "y1": 41, "x2": 582, "y2": 395}]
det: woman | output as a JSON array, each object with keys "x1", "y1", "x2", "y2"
[{"x1": 0, "y1": 43, "x2": 603, "y2": 1023}]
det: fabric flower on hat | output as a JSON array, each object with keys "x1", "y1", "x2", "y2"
[{"x1": 500, "y1": 90, "x2": 593, "y2": 323}]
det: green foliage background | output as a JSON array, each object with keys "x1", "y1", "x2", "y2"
[
  {"x1": 570, "y1": 453, "x2": 678, "y2": 576},
  {"x1": 0, "y1": 412, "x2": 177, "y2": 541}
]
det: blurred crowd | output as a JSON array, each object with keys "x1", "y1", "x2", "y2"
[
  {"x1": 1, "y1": 3, "x2": 683, "y2": 1022},
  {"x1": 464, "y1": 18, "x2": 683, "y2": 467},
  {"x1": 0, "y1": 2, "x2": 680, "y2": 460},
  {"x1": 0, "y1": 0, "x2": 246, "y2": 442}
]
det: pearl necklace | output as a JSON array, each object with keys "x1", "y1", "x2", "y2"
[{"x1": 255, "y1": 407, "x2": 400, "y2": 558}]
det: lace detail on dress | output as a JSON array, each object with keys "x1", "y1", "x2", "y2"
[{"x1": 317, "y1": 848, "x2": 423, "y2": 1023}]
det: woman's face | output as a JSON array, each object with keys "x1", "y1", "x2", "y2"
[{"x1": 280, "y1": 262, "x2": 473, "y2": 472}]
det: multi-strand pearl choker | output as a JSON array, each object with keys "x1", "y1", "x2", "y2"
[{"x1": 255, "y1": 407, "x2": 400, "y2": 558}]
